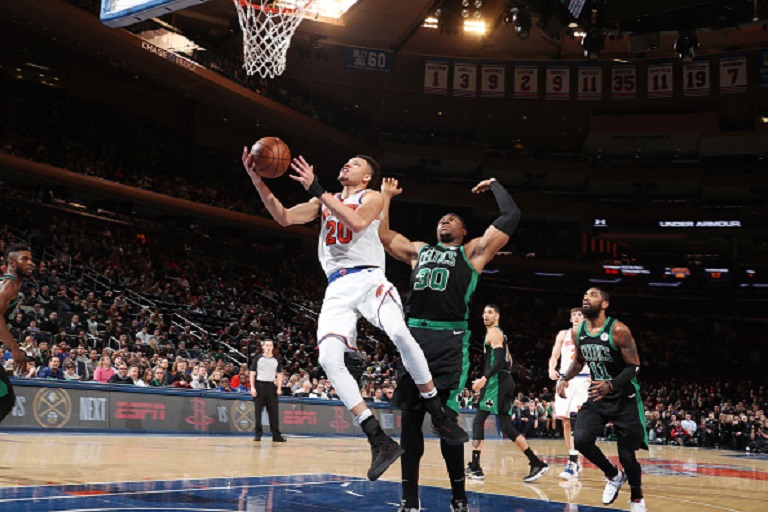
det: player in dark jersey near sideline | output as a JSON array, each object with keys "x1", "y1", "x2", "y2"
[
  {"x1": 0, "y1": 245, "x2": 35, "y2": 424},
  {"x1": 379, "y1": 177, "x2": 520, "y2": 512},
  {"x1": 467, "y1": 304, "x2": 549, "y2": 482},
  {"x1": 556, "y1": 288, "x2": 648, "y2": 512}
]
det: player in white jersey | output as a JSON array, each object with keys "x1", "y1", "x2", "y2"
[
  {"x1": 549, "y1": 307, "x2": 590, "y2": 480},
  {"x1": 243, "y1": 149, "x2": 468, "y2": 481}
]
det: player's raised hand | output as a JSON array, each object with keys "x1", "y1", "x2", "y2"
[
  {"x1": 381, "y1": 177, "x2": 403, "y2": 198},
  {"x1": 556, "y1": 378, "x2": 569, "y2": 398},
  {"x1": 289, "y1": 155, "x2": 315, "y2": 190},
  {"x1": 471, "y1": 178, "x2": 497, "y2": 194},
  {"x1": 242, "y1": 146, "x2": 261, "y2": 184}
]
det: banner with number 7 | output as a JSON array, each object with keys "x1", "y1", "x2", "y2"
[{"x1": 720, "y1": 54, "x2": 747, "y2": 94}]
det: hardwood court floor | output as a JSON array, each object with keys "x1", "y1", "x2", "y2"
[{"x1": 0, "y1": 433, "x2": 766, "y2": 511}]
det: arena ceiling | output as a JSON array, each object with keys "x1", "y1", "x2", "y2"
[{"x1": 176, "y1": 0, "x2": 768, "y2": 60}]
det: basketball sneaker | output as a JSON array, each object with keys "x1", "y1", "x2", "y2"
[
  {"x1": 449, "y1": 497, "x2": 469, "y2": 512},
  {"x1": 431, "y1": 414, "x2": 469, "y2": 445},
  {"x1": 367, "y1": 436, "x2": 404, "y2": 481},
  {"x1": 523, "y1": 462, "x2": 550, "y2": 482},
  {"x1": 465, "y1": 462, "x2": 485, "y2": 481},
  {"x1": 396, "y1": 499, "x2": 420, "y2": 512},
  {"x1": 602, "y1": 468, "x2": 627, "y2": 505},
  {"x1": 630, "y1": 499, "x2": 648, "y2": 512},
  {"x1": 559, "y1": 461, "x2": 581, "y2": 480}
]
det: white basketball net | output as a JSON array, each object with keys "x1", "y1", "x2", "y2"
[{"x1": 233, "y1": 0, "x2": 313, "y2": 79}]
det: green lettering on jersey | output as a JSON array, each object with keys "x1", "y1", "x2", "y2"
[{"x1": 413, "y1": 267, "x2": 450, "y2": 291}]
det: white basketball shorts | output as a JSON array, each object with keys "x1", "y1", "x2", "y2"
[{"x1": 555, "y1": 375, "x2": 590, "y2": 418}]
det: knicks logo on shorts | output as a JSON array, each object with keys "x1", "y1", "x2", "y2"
[{"x1": 375, "y1": 284, "x2": 385, "y2": 298}]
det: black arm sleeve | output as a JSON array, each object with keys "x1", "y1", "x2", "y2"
[
  {"x1": 483, "y1": 347, "x2": 507, "y2": 380},
  {"x1": 610, "y1": 365, "x2": 640, "y2": 389},
  {"x1": 489, "y1": 181, "x2": 521, "y2": 236}
]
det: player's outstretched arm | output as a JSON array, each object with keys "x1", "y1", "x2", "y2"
[
  {"x1": 465, "y1": 178, "x2": 521, "y2": 272},
  {"x1": 290, "y1": 156, "x2": 380, "y2": 232},
  {"x1": 243, "y1": 147, "x2": 320, "y2": 226},
  {"x1": 379, "y1": 178, "x2": 426, "y2": 266},
  {"x1": 548, "y1": 330, "x2": 566, "y2": 381},
  {"x1": 0, "y1": 281, "x2": 26, "y2": 374}
]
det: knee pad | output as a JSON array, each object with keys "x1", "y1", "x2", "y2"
[
  {"x1": 498, "y1": 414, "x2": 521, "y2": 441},
  {"x1": 573, "y1": 429, "x2": 594, "y2": 452},
  {"x1": 400, "y1": 410, "x2": 425, "y2": 459},
  {"x1": 472, "y1": 412, "x2": 487, "y2": 440}
]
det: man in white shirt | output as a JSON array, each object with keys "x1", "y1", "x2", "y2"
[{"x1": 681, "y1": 413, "x2": 698, "y2": 438}]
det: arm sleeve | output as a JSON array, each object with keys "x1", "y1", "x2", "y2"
[
  {"x1": 610, "y1": 364, "x2": 640, "y2": 389},
  {"x1": 483, "y1": 347, "x2": 507, "y2": 380},
  {"x1": 489, "y1": 181, "x2": 521, "y2": 236}
]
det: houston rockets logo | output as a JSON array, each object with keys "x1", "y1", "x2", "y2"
[
  {"x1": 185, "y1": 397, "x2": 215, "y2": 431},
  {"x1": 330, "y1": 407, "x2": 351, "y2": 433}
]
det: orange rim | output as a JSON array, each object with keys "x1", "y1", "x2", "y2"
[{"x1": 236, "y1": 0, "x2": 313, "y2": 16}]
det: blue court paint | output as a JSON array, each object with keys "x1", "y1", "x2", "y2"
[{"x1": 0, "y1": 474, "x2": 624, "y2": 511}]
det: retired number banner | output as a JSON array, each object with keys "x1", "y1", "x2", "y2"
[
  {"x1": 424, "y1": 60, "x2": 449, "y2": 95},
  {"x1": 452, "y1": 63, "x2": 477, "y2": 97},
  {"x1": 513, "y1": 63, "x2": 538, "y2": 99},
  {"x1": 611, "y1": 64, "x2": 636, "y2": 99},
  {"x1": 683, "y1": 59, "x2": 710, "y2": 97},
  {"x1": 480, "y1": 64, "x2": 505, "y2": 98},
  {"x1": 545, "y1": 65, "x2": 570, "y2": 100},
  {"x1": 719, "y1": 54, "x2": 747, "y2": 93},
  {"x1": 647, "y1": 62, "x2": 674, "y2": 98},
  {"x1": 577, "y1": 66, "x2": 602, "y2": 100}
]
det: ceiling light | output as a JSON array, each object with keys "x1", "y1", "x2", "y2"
[
  {"x1": 511, "y1": 7, "x2": 531, "y2": 40},
  {"x1": 581, "y1": 27, "x2": 605, "y2": 60}
]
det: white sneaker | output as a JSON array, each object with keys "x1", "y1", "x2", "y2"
[
  {"x1": 396, "y1": 499, "x2": 420, "y2": 512},
  {"x1": 602, "y1": 468, "x2": 627, "y2": 505},
  {"x1": 630, "y1": 499, "x2": 648, "y2": 512},
  {"x1": 558, "y1": 461, "x2": 580, "y2": 480}
]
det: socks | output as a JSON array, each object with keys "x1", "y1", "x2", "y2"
[
  {"x1": 569, "y1": 450, "x2": 579, "y2": 463},
  {"x1": 471, "y1": 449, "x2": 481, "y2": 468},
  {"x1": 355, "y1": 409, "x2": 373, "y2": 425},
  {"x1": 523, "y1": 447, "x2": 541, "y2": 465},
  {"x1": 420, "y1": 388, "x2": 438, "y2": 400}
]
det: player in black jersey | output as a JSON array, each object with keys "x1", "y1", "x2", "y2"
[
  {"x1": 0, "y1": 245, "x2": 35, "y2": 425},
  {"x1": 379, "y1": 177, "x2": 521, "y2": 512},
  {"x1": 556, "y1": 288, "x2": 648, "y2": 512},
  {"x1": 467, "y1": 305, "x2": 549, "y2": 483}
]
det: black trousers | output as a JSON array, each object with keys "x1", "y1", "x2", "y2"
[{"x1": 254, "y1": 381, "x2": 281, "y2": 438}]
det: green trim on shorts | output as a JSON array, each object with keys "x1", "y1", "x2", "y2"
[
  {"x1": 407, "y1": 318, "x2": 468, "y2": 330},
  {"x1": 0, "y1": 380, "x2": 7, "y2": 398},
  {"x1": 479, "y1": 374, "x2": 500, "y2": 414},
  {"x1": 632, "y1": 377, "x2": 649, "y2": 448},
  {"x1": 447, "y1": 330, "x2": 471, "y2": 414}
]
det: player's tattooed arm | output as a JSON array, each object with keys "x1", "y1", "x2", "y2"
[{"x1": 613, "y1": 322, "x2": 641, "y2": 366}]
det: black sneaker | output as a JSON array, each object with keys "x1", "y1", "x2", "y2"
[
  {"x1": 253, "y1": 436, "x2": 261, "y2": 442},
  {"x1": 450, "y1": 497, "x2": 469, "y2": 512},
  {"x1": 523, "y1": 462, "x2": 550, "y2": 482},
  {"x1": 431, "y1": 414, "x2": 469, "y2": 445},
  {"x1": 467, "y1": 465, "x2": 484, "y2": 481},
  {"x1": 273, "y1": 436, "x2": 287, "y2": 443},
  {"x1": 367, "y1": 436, "x2": 404, "y2": 481}
]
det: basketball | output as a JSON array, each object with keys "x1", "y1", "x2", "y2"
[{"x1": 250, "y1": 137, "x2": 291, "y2": 178}]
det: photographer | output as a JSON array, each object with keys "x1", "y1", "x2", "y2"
[{"x1": 749, "y1": 418, "x2": 768, "y2": 453}]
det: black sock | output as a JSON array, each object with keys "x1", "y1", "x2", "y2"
[
  {"x1": 523, "y1": 447, "x2": 541, "y2": 465},
  {"x1": 630, "y1": 485, "x2": 643, "y2": 501},
  {"x1": 471, "y1": 449, "x2": 481, "y2": 468},
  {"x1": 569, "y1": 453, "x2": 579, "y2": 463},
  {"x1": 361, "y1": 416, "x2": 385, "y2": 441}
]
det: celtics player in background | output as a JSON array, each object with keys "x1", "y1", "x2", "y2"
[
  {"x1": 557, "y1": 288, "x2": 648, "y2": 512},
  {"x1": 467, "y1": 304, "x2": 549, "y2": 482},
  {"x1": 379, "y1": 177, "x2": 520, "y2": 512},
  {"x1": 0, "y1": 245, "x2": 35, "y2": 424}
]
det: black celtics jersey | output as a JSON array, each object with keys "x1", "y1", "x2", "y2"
[
  {"x1": 0, "y1": 274, "x2": 19, "y2": 323},
  {"x1": 483, "y1": 326, "x2": 511, "y2": 375},
  {"x1": 576, "y1": 317, "x2": 639, "y2": 400},
  {"x1": 405, "y1": 244, "x2": 479, "y2": 325}
]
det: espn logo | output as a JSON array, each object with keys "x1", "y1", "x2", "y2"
[
  {"x1": 115, "y1": 402, "x2": 166, "y2": 421},
  {"x1": 283, "y1": 411, "x2": 317, "y2": 425}
]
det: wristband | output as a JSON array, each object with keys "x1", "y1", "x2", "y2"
[{"x1": 307, "y1": 175, "x2": 326, "y2": 198}]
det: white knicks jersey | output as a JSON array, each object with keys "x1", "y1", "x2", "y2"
[
  {"x1": 559, "y1": 328, "x2": 591, "y2": 376},
  {"x1": 317, "y1": 190, "x2": 386, "y2": 277}
]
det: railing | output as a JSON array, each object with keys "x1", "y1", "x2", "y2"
[{"x1": 170, "y1": 312, "x2": 247, "y2": 364}]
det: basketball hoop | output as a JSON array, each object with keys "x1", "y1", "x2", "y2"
[{"x1": 233, "y1": 0, "x2": 313, "y2": 79}]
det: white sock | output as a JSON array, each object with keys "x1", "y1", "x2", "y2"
[
  {"x1": 420, "y1": 388, "x2": 438, "y2": 400},
  {"x1": 569, "y1": 450, "x2": 579, "y2": 456},
  {"x1": 355, "y1": 409, "x2": 372, "y2": 425}
]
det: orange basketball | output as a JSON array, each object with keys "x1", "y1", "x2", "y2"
[{"x1": 250, "y1": 137, "x2": 291, "y2": 178}]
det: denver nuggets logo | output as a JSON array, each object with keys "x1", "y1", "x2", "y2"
[
  {"x1": 375, "y1": 284, "x2": 385, "y2": 298},
  {"x1": 33, "y1": 388, "x2": 72, "y2": 429},
  {"x1": 231, "y1": 401, "x2": 255, "y2": 432}
]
